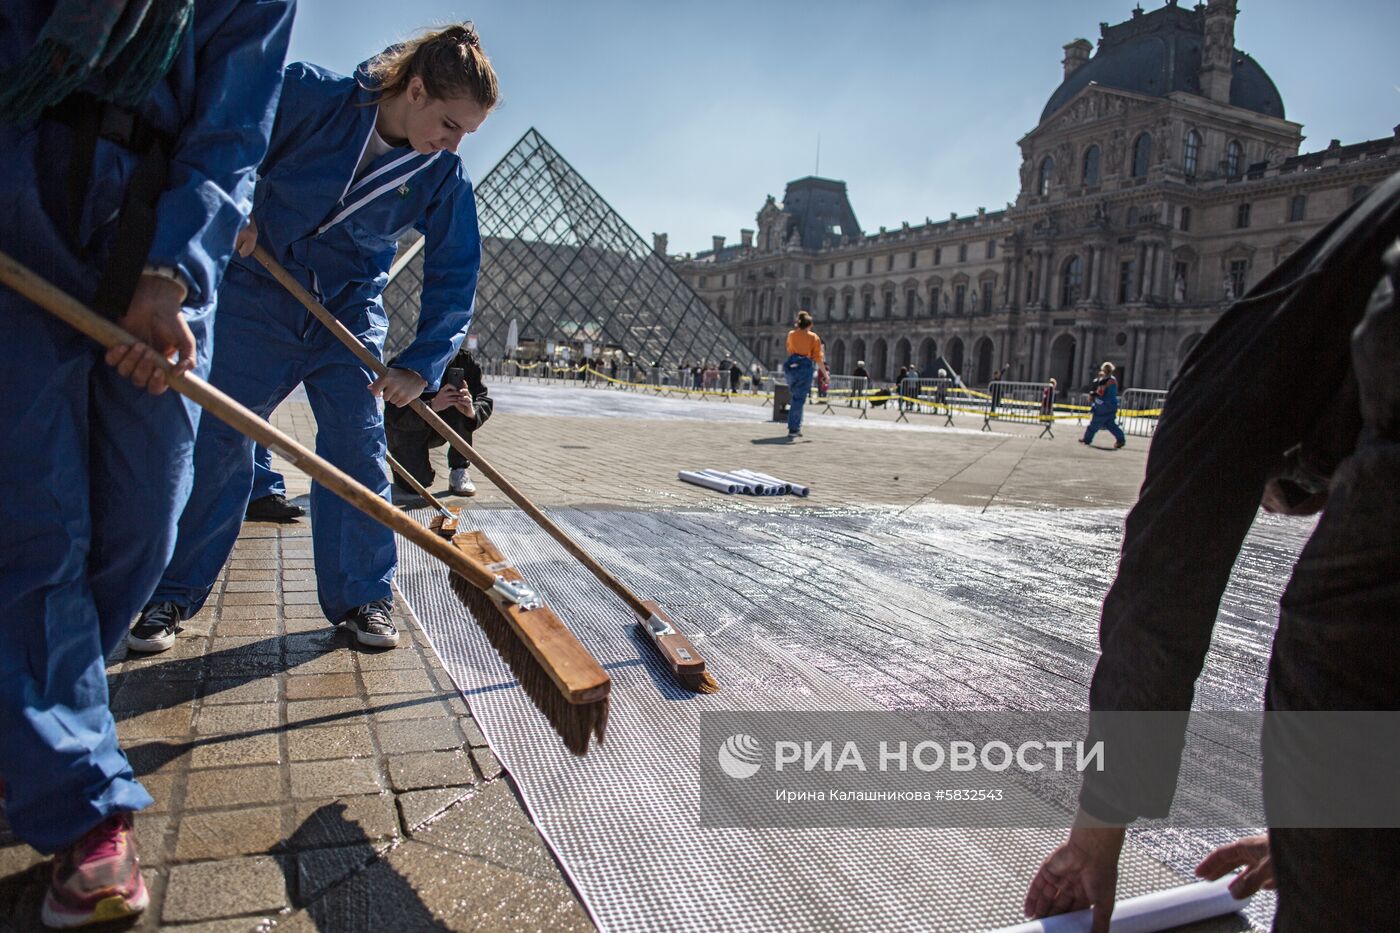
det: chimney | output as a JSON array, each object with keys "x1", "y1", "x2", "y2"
[
  {"x1": 740, "y1": 229, "x2": 754, "y2": 248},
  {"x1": 711, "y1": 235, "x2": 725, "y2": 254},
  {"x1": 1062, "y1": 39, "x2": 1092, "y2": 79},
  {"x1": 652, "y1": 232, "x2": 668, "y2": 256},
  {"x1": 1200, "y1": 0, "x2": 1238, "y2": 104}
]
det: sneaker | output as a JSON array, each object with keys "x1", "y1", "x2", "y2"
[
  {"x1": 245, "y1": 493, "x2": 305, "y2": 522},
  {"x1": 339, "y1": 601, "x2": 400, "y2": 648},
  {"x1": 1114, "y1": 440, "x2": 1126, "y2": 449},
  {"x1": 41, "y1": 812, "x2": 148, "y2": 928},
  {"x1": 448, "y1": 468, "x2": 476, "y2": 496},
  {"x1": 126, "y1": 602, "x2": 183, "y2": 653}
]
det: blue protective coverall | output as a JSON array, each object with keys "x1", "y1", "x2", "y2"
[
  {"x1": 1081, "y1": 373, "x2": 1126, "y2": 445},
  {"x1": 0, "y1": 1, "x2": 293, "y2": 853},
  {"x1": 252, "y1": 443, "x2": 286, "y2": 499},
  {"x1": 151, "y1": 60, "x2": 482, "y2": 624}
]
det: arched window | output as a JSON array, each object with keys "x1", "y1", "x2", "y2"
[
  {"x1": 1132, "y1": 133, "x2": 1152, "y2": 178},
  {"x1": 1061, "y1": 255, "x2": 1084, "y2": 306},
  {"x1": 1225, "y1": 140, "x2": 1243, "y2": 178},
  {"x1": 1082, "y1": 145, "x2": 1101, "y2": 186},
  {"x1": 1183, "y1": 130, "x2": 1200, "y2": 177},
  {"x1": 1038, "y1": 157, "x2": 1054, "y2": 196}
]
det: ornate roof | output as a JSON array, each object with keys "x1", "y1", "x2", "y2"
[{"x1": 1041, "y1": 2, "x2": 1284, "y2": 124}]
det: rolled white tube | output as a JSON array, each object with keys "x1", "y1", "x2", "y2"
[
  {"x1": 701, "y1": 469, "x2": 765, "y2": 495},
  {"x1": 731, "y1": 469, "x2": 795, "y2": 495},
  {"x1": 990, "y1": 877, "x2": 1251, "y2": 933},
  {"x1": 678, "y1": 471, "x2": 737, "y2": 494},
  {"x1": 738, "y1": 469, "x2": 810, "y2": 498}
]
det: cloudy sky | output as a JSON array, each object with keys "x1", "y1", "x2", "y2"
[{"x1": 287, "y1": 0, "x2": 1400, "y2": 254}]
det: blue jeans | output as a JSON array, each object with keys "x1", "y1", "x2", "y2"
[
  {"x1": 784, "y1": 354, "x2": 815, "y2": 434},
  {"x1": 251, "y1": 444, "x2": 286, "y2": 499}
]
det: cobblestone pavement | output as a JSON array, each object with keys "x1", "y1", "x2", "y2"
[{"x1": 0, "y1": 380, "x2": 1160, "y2": 931}]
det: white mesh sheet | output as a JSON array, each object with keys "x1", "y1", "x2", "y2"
[{"x1": 396, "y1": 505, "x2": 1297, "y2": 931}]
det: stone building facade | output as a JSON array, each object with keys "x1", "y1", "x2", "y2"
[{"x1": 669, "y1": 0, "x2": 1400, "y2": 390}]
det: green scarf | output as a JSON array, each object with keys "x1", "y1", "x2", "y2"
[{"x1": 0, "y1": 0, "x2": 194, "y2": 126}]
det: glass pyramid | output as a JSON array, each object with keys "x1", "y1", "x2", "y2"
[{"x1": 384, "y1": 128, "x2": 761, "y2": 372}]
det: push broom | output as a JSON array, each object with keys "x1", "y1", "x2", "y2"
[
  {"x1": 383, "y1": 450, "x2": 460, "y2": 536},
  {"x1": 0, "y1": 250, "x2": 610, "y2": 755},
  {"x1": 252, "y1": 244, "x2": 718, "y2": 694}
]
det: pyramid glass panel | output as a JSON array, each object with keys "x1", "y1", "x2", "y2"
[{"x1": 383, "y1": 128, "x2": 761, "y2": 372}]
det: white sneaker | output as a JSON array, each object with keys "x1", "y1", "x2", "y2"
[{"x1": 448, "y1": 468, "x2": 476, "y2": 496}]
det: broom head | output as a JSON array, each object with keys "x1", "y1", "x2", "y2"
[
  {"x1": 428, "y1": 506, "x2": 462, "y2": 538},
  {"x1": 640, "y1": 600, "x2": 718, "y2": 694},
  {"x1": 447, "y1": 531, "x2": 610, "y2": 754}
]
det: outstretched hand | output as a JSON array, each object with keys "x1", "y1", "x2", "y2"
[
  {"x1": 108, "y1": 273, "x2": 194, "y2": 395},
  {"x1": 1023, "y1": 818, "x2": 1126, "y2": 933},
  {"x1": 1196, "y1": 834, "x2": 1275, "y2": 899}
]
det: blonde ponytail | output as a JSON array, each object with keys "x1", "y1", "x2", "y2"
[{"x1": 365, "y1": 22, "x2": 499, "y2": 109}]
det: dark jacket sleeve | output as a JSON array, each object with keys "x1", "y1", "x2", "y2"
[
  {"x1": 464, "y1": 353, "x2": 492, "y2": 431},
  {"x1": 1079, "y1": 173, "x2": 1400, "y2": 822}
]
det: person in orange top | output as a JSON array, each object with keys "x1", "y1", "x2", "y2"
[{"x1": 783, "y1": 310, "x2": 826, "y2": 437}]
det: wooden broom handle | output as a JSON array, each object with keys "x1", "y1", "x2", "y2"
[
  {"x1": 251, "y1": 244, "x2": 652, "y2": 618},
  {"x1": 0, "y1": 249, "x2": 498, "y2": 593},
  {"x1": 384, "y1": 451, "x2": 452, "y2": 516}
]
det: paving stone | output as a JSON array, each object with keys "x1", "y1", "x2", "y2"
[
  {"x1": 221, "y1": 591, "x2": 279, "y2": 607},
  {"x1": 159, "y1": 919, "x2": 269, "y2": 932},
  {"x1": 0, "y1": 842, "x2": 42, "y2": 877},
  {"x1": 118, "y1": 655, "x2": 205, "y2": 681},
  {"x1": 223, "y1": 580, "x2": 278, "y2": 594},
  {"x1": 406, "y1": 781, "x2": 549, "y2": 874},
  {"x1": 460, "y1": 715, "x2": 490, "y2": 748},
  {"x1": 190, "y1": 732, "x2": 282, "y2": 770},
  {"x1": 283, "y1": 615, "x2": 326, "y2": 634},
  {"x1": 213, "y1": 618, "x2": 281, "y2": 637},
  {"x1": 226, "y1": 558, "x2": 277, "y2": 571},
  {"x1": 284, "y1": 559, "x2": 316, "y2": 570},
  {"x1": 116, "y1": 705, "x2": 194, "y2": 740},
  {"x1": 126, "y1": 739, "x2": 193, "y2": 776},
  {"x1": 288, "y1": 796, "x2": 400, "y2": 849},
  {"x1": 184, "y1": 765, "x2": 283, "y2": 810},
  {"x1": 217, "y1": 605, "x2": 281, "y2": 621},
  {"x1": 293, "y1": 843, "x2": 381, "y2": 907},
  {"x1": 286, "y1": 672, "x2": 359, "y2": 700},
  {"x1": 207, "y1": 652, "x2": 282, "y2": 678},
  {"x1": 386, "y1": 750, "x2": 475, "y2": 792},
  {"x1": 202, "y1": 677, "x2": 280, "y2": 706},
  {"x1": 139, "y1": 773, "x2": 178, "y2": 814},
  {"x1": 370, "y1": 697, "x2": 452, "y2": 723},
  {"x1": 372, "y1": 718, "x2": 463, "y2": 755},
  {"x1": 207, "y1": 635, "x2": 281, "y2": 656},
  {"x1": 174, "y1": 805, "x2": 285, "y2": 860},
  {"x1": 194, "y1": 701, "x2": 280, "y2": 735},
  {"x1": 282, "y1": 578, "x2": 318, "y2": 592},
  {"x1": 132, "y1": 812, "x2": 170, "y2": 867},
  {"x1": 472, "y1": 746, "x2": 505, "y2": 780},
  {"x1": 162, "y1": 855, "x2": 287, "y2": 923},
  {"x1": 285, "y1": 722, "x2": 375, "y2": 762},
  {"x1": 353, "y1": 647, "x2": 426, "y2": 671},
  {"x1": 285, "y1": 651, "x2": 355, "y2": 676},
  {"x1": 181, "y1": 613, "x2": 218, "y2": 637},
  {"x1": 225, "y1": 569, "x2": 273, "y2": 581},
  {"x1": 284, "y1": 603, "x2": 325, "y2": 619},
  {"x1": 282, "y1": 591, "x2": 321, "y2": 605},
  {"x1": 281, "y1": 628, "x2": 341, "y2": 657},
  {"x1": 285, "y1": 697, "x2": 365, "y2": 728},
  {"x1": 396, "y1": 786, "x2": 475, "y2": 833},
  {"x1": 289, "y1": 759, "x2": 381, "y2": 799},
  {"x1": 360, "y1": 669, "x2": 436, "y2": 695}
]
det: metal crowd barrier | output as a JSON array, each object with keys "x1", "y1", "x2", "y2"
[{"x1": 1118, "y1": 387, "x2": 1167, "y2": 438}]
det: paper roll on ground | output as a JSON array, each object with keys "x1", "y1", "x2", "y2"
[
  {"x1": 678, "y1": 471, "x2": 737, "y2": 494},
  {"x1": 990, "y1": 877, "x2": 1251, "y2": 933}
]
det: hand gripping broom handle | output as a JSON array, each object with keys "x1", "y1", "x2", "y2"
[
  {"x1": 0, "y1": 250, "x2": 613, "y2": 700},
  {"x1": 251, "y1": 245, "x2": 653, "y2": 619}
]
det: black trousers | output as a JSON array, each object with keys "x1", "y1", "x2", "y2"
[{"x1": 384, "y1": 406, "x2": 473, "y2": 488}]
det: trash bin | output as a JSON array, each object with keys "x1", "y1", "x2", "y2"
[{"x1": 772, "y1": 383, "x2": 791, "y2": 422}]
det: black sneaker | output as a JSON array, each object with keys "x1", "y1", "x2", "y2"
[
  {"x1": 127, "y1": 602, "x2": 184, "y2": 653},
  {"x1": 338, "y1": 601, "x2": 400, "y2": 648},
  {"x1": 245, "y1": 494, "x2": 305, "y2": 522}
]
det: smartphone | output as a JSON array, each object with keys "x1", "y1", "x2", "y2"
[{"x1": 444, "y1": 367, "x2": 465, "y2": 390}]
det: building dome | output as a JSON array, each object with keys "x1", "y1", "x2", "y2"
[{"x1": 1041, "y1": 3, "x2": 1283, "y2": 124}]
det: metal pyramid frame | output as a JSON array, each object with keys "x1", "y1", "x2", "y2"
[{"x1": 384, "y1": 128, "x2": 761, "y2": 371}]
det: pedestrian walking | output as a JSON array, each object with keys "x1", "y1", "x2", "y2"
[{"x1": 782, "y1": 310, "x2": 825, "y2": 438}]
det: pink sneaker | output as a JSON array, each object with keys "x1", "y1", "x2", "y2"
[{"x1": 41, "y1": 812, "x2": 148, "y2": 928}]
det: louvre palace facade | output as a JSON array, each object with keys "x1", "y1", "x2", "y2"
[{"x1": 669, "y1": 0, "x2": 1400, "y2": 390}]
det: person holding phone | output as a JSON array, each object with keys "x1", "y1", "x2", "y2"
[{"x1": 385, "y1": 345, "x2": 492, "y2": 496}]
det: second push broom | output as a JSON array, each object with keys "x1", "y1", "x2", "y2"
[
  {"x1": 252, "y1": 243, "x2": 718, "y2": 693},
  {"x1": 0, "y1": 249, "x2": 610, "y2": 756}
]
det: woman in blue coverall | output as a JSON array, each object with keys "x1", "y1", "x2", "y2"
[
  {"x1": 130, "y1": 24, "x2": 497, "y2": 653},
  {"x1": 0, "y1": 1, "x2": 293, "y2": 925},
  {"x1": 1080, "y1": 361, "x2": 1127, "y2": 448}
]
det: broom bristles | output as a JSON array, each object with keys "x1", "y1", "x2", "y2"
[{"x1": 449, "y1": 572, "x2": 608, "y2": 755}]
